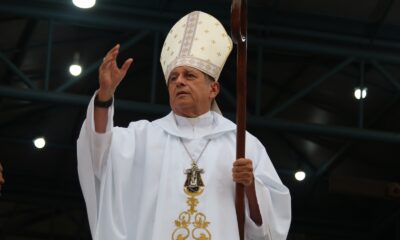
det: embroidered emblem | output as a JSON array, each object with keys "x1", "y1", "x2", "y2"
[
  {"x1": 172, "y1": 139, "x2": 212, "y2": 240},
  {"x1": 171, "y1": 185, "x2": 212, "y2": 240}
]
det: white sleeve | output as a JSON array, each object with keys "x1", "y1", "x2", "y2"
[
  {"x1": 244, "y1": 179, "x2": 272, "y2": 240},
  {"x1": 245, "y1": 136, "x2": 292, "y2": 240},
  {"x1": 76, "y1": 92, "x2": 114, "y2": 235}
]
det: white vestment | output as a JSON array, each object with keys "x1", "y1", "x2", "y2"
[{"x1": 77, "y1": 94, "x2": 291, "y2": 240}]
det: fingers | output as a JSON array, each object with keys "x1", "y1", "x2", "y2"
[
  {"x1": 233, "y1": 158, "x2": 253, "y2": 171},
  {"x1": 98, "y1": 44, "x2": 132, "y2": 94},
  {"x1": 100, "y1": 43, "x2": 120, "y2": 68},
  {"x1": 111, "y1": 58, "x2": 133, "y2": 85},
  {"x1": 99, "y1": 45, "x2": 133, "y2": 76},
  {"x1": 233, "y1": 172, "x2": 253, "y2": 180},
  {"x1": 232, "y1": 158, "x2": 254, "y2": 186},
  {"x1": 233, "y1": 158, "x2": 251, "y2": 166},
  {"x1": 233, "y1": 173, "x2": 253, "y2": 186},
  {"x1": 101, "y1": 47, "x2": 119, "y2": 70},
  {"x1": 107, "y1": 43, "x2": 120, "y2": 56},
  {"x1": 120, "y1": 58, "x2": 134, "y2": 74}
]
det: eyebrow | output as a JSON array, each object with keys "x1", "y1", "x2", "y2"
[{"x1": 186, "y1": 70, "x2": 195, "y2": 74}]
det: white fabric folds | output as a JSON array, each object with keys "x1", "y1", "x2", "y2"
[{"x1": 77, "y1": 94, "x2": 291, "y2": 240}]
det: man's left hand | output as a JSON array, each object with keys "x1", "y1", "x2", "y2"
[{"x1": 232, "y1": 158, "x2": 254, "y2": 186}]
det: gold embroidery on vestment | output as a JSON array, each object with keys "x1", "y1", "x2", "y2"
[
  {"x1": 172, "y1": 188, "x2": 212, "y2": 240},
  {"x1": 172, "y1": 162, "x2": 211, "y2": 240}
]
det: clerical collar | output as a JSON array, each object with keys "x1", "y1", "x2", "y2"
[
  {"x1": 153, "y1": 111, "x2": 237, "y2": 140},
  {"x1": 174, "y1": 111, "x2": 213, "y2": 126},
  {"x1": 173, "y1": 111, "x2": 214, "y2": 138}
]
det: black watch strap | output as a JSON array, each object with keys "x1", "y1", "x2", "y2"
[{"x1": 94, "y1": 94, "x2": 113, "y2": 108}]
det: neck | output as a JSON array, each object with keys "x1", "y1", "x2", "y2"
[{"x1": 174, "y1": 111, "x2": 213, "y2": 128}]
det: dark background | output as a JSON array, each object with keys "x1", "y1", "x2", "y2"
[{"x1": 0, "y1": 0, "x2": 400, "y2": 239}]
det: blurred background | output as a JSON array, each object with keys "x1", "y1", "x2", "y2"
[{"x1": 0, "y1": 0, "x2": 400, "y2": 239}]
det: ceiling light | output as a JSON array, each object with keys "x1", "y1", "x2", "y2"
[
  {"x1": 354, "y1": 87, "x2": 367, "y2": 100},
  {"x1": 72, "y1": 0, "x2": 96, "y2": 9},
  {"x1": 69, "y1": 64, "x2": 82, "y2": 76},
  {"x1": 69, "y1": 52, "x2": 82, "y2": 76},
  {"x1": 33, "y1": 137, "x2": 46, "y2": 149},
  {"x1": 294, "y1": 170, "x2": 306, "y2": 181}
]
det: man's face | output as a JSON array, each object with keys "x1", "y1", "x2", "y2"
[{"x1": 168, "y1": 66, "x2": 219, "y2": 117}]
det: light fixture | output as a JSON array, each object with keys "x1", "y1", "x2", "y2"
[
  {"x1": 33, "y1": 137, "x2": 46, "y2": 149},
  {"x1": 294, "y1": 170, "x2": 306, "y2": 181},
  {"x1": 72, "y1": 0, "x2": 96, "y2": 9},
  {"x1": 69, "y1": 64, "x2": 82, "y2": 76},
  {"x1": 69, "y1": 52, "x2": 82, "y2": 77},
  {"x1": 354, "y1": 87, "x2": 367, "y2": 100}
]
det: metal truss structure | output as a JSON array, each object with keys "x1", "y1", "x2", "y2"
[{"x1": 0, "y1": 0, "x2": 400, "y2": 239}]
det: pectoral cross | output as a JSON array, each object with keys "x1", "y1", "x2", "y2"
[{"x1": 184, "y1": 162, "x2": 204, "y2": 193}]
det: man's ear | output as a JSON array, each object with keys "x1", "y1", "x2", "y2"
[{"x1": 210, "y1": 82, "x2": 220, "y2": 99}]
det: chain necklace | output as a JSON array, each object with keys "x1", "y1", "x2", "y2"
[
  {"x1": 172, "y1": 113, "x2": 214, "y2": 240},
  {"x1": 173, "y1": 112, "x2": 214, "y2": 193},
  {"x1": 179, "y1": 138, "x2": 211, "y2": 193}
]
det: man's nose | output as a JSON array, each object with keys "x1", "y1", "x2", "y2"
[{"x1": 175, "y1": 75, "x2": 186, "y2": 85}]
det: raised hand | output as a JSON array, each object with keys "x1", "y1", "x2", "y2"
[{"x1": 98, "y1": 44, "x2": 133, "y2": 101}]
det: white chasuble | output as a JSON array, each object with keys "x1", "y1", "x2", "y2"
[{"x1": 77, "y1": 94, "x2": 291, "y2": 240}]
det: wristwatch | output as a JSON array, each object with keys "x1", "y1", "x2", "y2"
[{"x1": 94, "y1": 94, "x2": 113, "y2": 108}]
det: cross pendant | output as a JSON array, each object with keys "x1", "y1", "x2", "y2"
[{"x1": 184, "y1": 162, "x2": 204, "y2": 193}]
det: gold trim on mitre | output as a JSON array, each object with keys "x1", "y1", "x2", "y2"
[{"x1": 160, "y1": 11, "x2": 233, "y2": 83}]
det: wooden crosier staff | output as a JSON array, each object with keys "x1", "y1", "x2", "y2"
[{"x1": 231, "y1": 0, "x2": 247, "y2": 239}]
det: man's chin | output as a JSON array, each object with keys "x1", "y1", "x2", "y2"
[
  {"x1": 173, "y1": 99, "x2": 193, "y2": 107},
  {"x1": 172, "y1": 102, "x2": 196, "y2": 114}
]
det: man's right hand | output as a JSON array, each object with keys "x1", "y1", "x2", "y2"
[{"x1": 98, "y1": 44, "x2": 133, "y2": 101}]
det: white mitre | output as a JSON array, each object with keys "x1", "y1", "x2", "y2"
[{"x1": 160, "y1": 11, "x2": 233, "y2": 114}]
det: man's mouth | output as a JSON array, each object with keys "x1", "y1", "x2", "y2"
[{"x1": 177, "y1": 91, "x2": 189, "y2": 96}]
